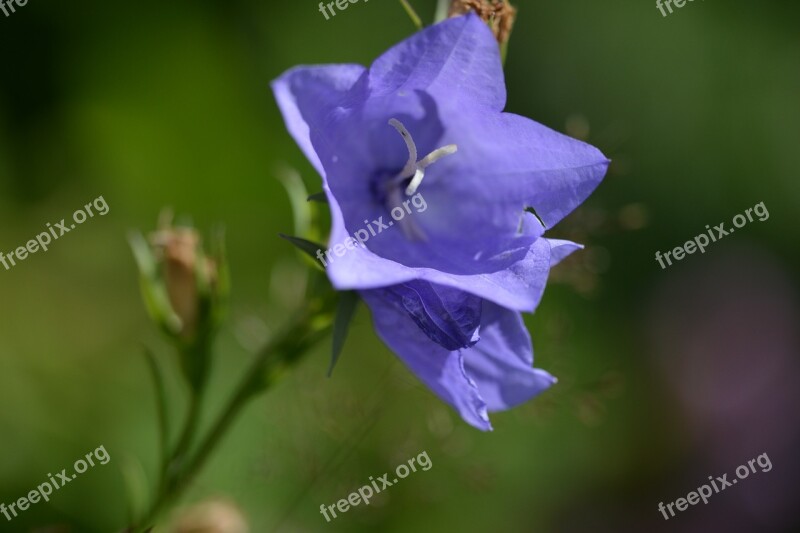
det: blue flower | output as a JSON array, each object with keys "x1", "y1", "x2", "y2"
[{"x1": 272, "y1": 14, "x2": 609, "y2": 430}]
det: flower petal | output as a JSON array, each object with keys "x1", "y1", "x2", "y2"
[
  {"x1": 377, "y1": 280, "x2": 482, "y2": 350},
  {"x1": 271, "y1": 30, "x2": 605, "y2": 279},
  {"x1": 326, "y1": 230, "x2": 553, "y2": 312},
  {"x1": 463, "y1": 302, "x2": 557, "y2": 412},
  {"x1": 546, "y1": 238, "x2": 583, "y2": 266},
  {"x1": 360, "y1": 289, "x2": 492, "y2": 431},
  {"x1": 310, "y1": 94, "x2": 604, "y2": 277},
  {"x1": 368, "y1": 13, "x2": 506, "y2": 111},
  {"x1": 271, "y1": 64, "x2": 367, "y2": 178},
  {"x1": 435, "y1": 107, "x2": 611, "y2": 229}
]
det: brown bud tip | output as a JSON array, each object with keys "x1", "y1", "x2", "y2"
[
  {"x1": 150, "y1": 226, "x2": 217, "y2": 340},
  {"x1": 449, "y1": 0, "x2": 517, "y2": 46}
]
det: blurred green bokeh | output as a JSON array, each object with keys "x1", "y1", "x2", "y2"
[{"x1": 1, "y1": 0, "x2": 799, "y2": 531}]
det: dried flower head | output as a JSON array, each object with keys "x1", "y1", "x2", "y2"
[{"x1": 449, "y1": 0, "x2": 517, "y2": 46}]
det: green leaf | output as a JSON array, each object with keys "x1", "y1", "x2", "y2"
[
  {"x1": 128, "y1": 230, "x2": 157, "y2": 277},
  {"x1": 306, "y1": 192, "x2": 328, "y2": 203},
  {"x1": 328, "y1": 291, "x2": 359, "y2": 377},
  {"x1": 279, "y1": 233, "x2": 326, "y2": 266},
  {"x1": 128, "y1": 231, "x2": 182, "y2": 336},
  {"x1": 119, "y1": 454, "x2": 150, "y2": 526},
  {"x1": 524, "y1": 206, "x2": 547, "y2": 229},
  {"x1": 194, "y1": 234, "x2": 212, "y2": 298},
  {"x1": 209, "y1": 225, "x2": 230, "y2": 326},
  {"x1": 277, "y1": 167, "x2": 312, "y2": 238}
]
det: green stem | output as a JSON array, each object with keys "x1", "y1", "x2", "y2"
[
  {"x1": 399, "y1": 0, "x2": 424, "y2": 30},
  {"x1": 434, "y1": 0, "x2": 450, "y2": 23},
  {"x1": 142, "y1": 348, "x2": 170, "y2": 491},
  {"x1": 136, "y1": 384, "x2": 250, "y2": 532},
  {"x1": 152, "y1": 342, "x2": 208, "y2": 510},
  {"x1": 134, "y1": 309, "x2": 332, "y2": 531},
  {"x1": 164, "y1": 386, "x2": 201, "y2": 478}
]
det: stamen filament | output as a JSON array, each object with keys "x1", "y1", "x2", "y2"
[
  {"x1": 387, "y1": 118, "x2": 458, "y2": 196},
  {"x1": 418, "y1": 144, "x2": 458, "y2": 169},
  {"x1": 405, "y1": 168, "x2": 426, "y2": 196},
  {"x1": 388, "y1": 118, "x2": 418, "y2": 178}
]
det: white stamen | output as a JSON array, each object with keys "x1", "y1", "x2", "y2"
[
  {"x1": 418, "y1": 144, "x2": 458, "y2": 169},
  {"x1": 387, "y1": 118, "x2": 457, "y2": 196},
  {"x1": 384, "y1": 119, "x2": 458, "y2": 242},
  {"x1": 388, "y1": 118, "x2": 418, "y2": 178},
  {"x1": 405, "y1": 168, "x2": 426, "y2": 196}
]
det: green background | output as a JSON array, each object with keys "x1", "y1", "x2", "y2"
[{"x1": 1, "y1": 0, "x2": 798, "y2": 531}]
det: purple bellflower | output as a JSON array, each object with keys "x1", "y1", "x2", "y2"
[{"x1": 272, "y1": 14, "x2": 609, "y2": 430}]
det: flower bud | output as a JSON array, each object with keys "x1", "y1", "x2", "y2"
[
  {"x1": 130, "y1": 213, "x2": 229, "y2": 392},
  {"x1": 129, "y1": 213, "x2": 228, "y2": 350},
  {"x1": 150, "y1": 226, "x2": 217, "y2": 341}
]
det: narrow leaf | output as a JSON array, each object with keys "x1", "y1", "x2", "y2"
[
  {"x1": 210, "y1": 225, "x2": 231, "y2": 327},
  {"x1": 128, "y1": 230, "x2": 157, "y2": 278},
  {"x1": 279, "y1": 233, "x2": 325, "y2": 264},
  {"x1": 128, "y1": 231, "x2": 182, "y2": 335},
  {"x1": 277, "y1": 167, "x2": 312, "y2": 238},
  {"x1": 307, "y1": 192, "x2": 328, "y2": 203},
  {"x1": 524, "y1": 206, "x2": 547, "y2": 229},
  {"x1": 119, "y1": 454, "x2": 150, "y2": 525},
  {"x1": 328, "y1": 291, "x2": 359, "y2": 377}
]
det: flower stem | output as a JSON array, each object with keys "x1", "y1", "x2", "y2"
[
  {"x1": 165, "y1": 384, "x2": 202, "y2": 479},
  {"x1": 399, "y1": 0, "x2": 423, "y2": 29},
  {"x1": 133, "y1": 308, "x2": 332, "y2": 531},
  {"x1": 142, "y1": 347, "x2": 170, "y2": 489},
  {"x1": 434, "y1": 0, "x2": 449, "y2": 22}
]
